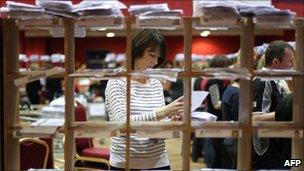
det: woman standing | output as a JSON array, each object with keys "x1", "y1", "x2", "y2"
[{"x1": 105, "y1": 29, "x2": 183, "y2": 170}]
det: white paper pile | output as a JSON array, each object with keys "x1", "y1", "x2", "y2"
[
  {"x1": 194, "y1": 1, "x2": 240, "y2": 25},
  {"x1": 36, "y1": 0, "x2": 75, "y2": 18},
  {"x1": 72, "y1": 0, "x2": 126, "y2": 18},
  {"x1": 194, "y1": 0, "x2": 296, "y2": 26},
  {"x1": 129, "y1": 3, "x2": 183, "y2": 29},
  {"x1": 0, "y1": 1, "x2": 53, "y2": 20},
  {"x1": 130, "y1": 68, "x2": 181, "y2": 82},
  {"x1": 254, "y1": 9, "x2": 295, "y2": 25},
  {"x1": 69, "y1": 68, "x2": 124, "y2": 78},
  {"x1": 128, "y1": 3, "x2": 169, "y2": 16},
  {"x1": 191, "y1": 111, "x2": 217, "y2": 122},
  {"x1": 31, "y1": 118, "x2": 64, "y2": 126},
  {"x1": 203, "y1": 67, "x2": 251, "y2": 80}
]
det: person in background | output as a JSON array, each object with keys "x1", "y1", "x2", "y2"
[
  {"x1": 251, "y1": 93, "x2": 293, "y2": 169},
  {"x1": 252, "y1": 40, "x2": 294, "y2": 169},
  {"x1": 221, "y1": 79, "x2": 239, "y2": 169},
  {"x1": 105, "y1": 29, "x2": 184, "y2": 170},
  {"x1": 204, "y1": 55, "x2": 231, "y2": 168}
]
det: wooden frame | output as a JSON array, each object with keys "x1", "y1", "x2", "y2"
[{"x1": 2, "y1": 16, "x2": 304, "y2": 171}]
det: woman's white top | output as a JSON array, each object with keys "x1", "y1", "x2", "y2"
[{"x1": 105, "y1": 78, "x2": 170, "y2": 169}]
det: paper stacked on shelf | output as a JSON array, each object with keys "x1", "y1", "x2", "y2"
[
  {"x1": 254, "y1": 9, "x2": 295, "y2": 25},
  {"x1": 31, "y1": 118, "x2": 64, "y2": 126},
  {"x1": 36, "y1": 0, "x2": 73, "y2": 12},
  {"x1": 73, "y1": 0, "x2": 126, "y2": 28},
  {"x1": 72, "y1": 0, "x2": 126, "y2": 17},
  {"x1": 193, "y1": 0, "x2": 296, "y2": 26},
  {"x1": 69, "y1": 68, "x2": 124, "y2": 78},
  {"x1": 236, "y1": 3, "x2": 295, "y2": 25},
  {"x1": 129, "y1": 4, "x2": 183, "y2": 29},
  {"x1": 130, "y1": 68, "x2": 181, "y2": 82},
  {"x1": 203, "y1": 67, "x2": 251, "y2": 80},
  {"x1": 14, "y1": 67, "x2": 64, "y2": 86},
  {"x1": 128, "y1": 3, "x2": 169, "y2": 16},
  {"x1": 194, "y1": 1, "x2": 240, "y2": 25},
  {"x1": 36, "y1": 0, "x2": 75, "y2": 18},
  {"x1": 0, "y1": 1, "x2": 53, "y2": 20},
  {"x1": 255, "y1": 68, "x2": 303, "y2": 81}
]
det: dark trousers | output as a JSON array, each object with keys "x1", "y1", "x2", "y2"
[{"x1": 204, "y1": 138, "x2": 230, "y2": 168}]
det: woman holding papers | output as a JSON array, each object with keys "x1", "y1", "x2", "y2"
[{"x1": 105, "y1": 29, "x2": 183, "y2": 170}]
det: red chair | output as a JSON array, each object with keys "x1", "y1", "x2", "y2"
[
  {"x1": 20, "y1": 138, "x2": 49, "y2": 170},
  {"x1": 40, "y1": 138, "x2": 54, "y2": 169},
  {"x1": 74, "y1": 103, "x2": 110, "y2": 170}
]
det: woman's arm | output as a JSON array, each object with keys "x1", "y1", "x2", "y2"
[{"x1": 105, "y1": 80, "x2": 183, "y2": 122}]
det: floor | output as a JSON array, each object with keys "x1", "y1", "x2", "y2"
[{"x1": 54, "y1": 137, "x2": 206, "y2": 170}]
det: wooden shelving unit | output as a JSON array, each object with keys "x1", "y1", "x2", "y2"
[{"x1": 2, "y1": 15, "x2": 304, "y2": 171}]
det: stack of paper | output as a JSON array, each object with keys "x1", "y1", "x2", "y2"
[
  {"x1": 194, "y1": 1, "x2": 240, "y2": 25},
  {"x1": 254, "y1": 9, "x2": 295, "y2": 25},
  {"x1": 203, "y1": 68, "x2": 251, "y2": 80},
  {"x1": 129, "y1": 4, "x2": 183, "y2": 29},
  {"x1": 128, "y1": 4, "x2": 169, "y2": 16},
  {"x1": 191, "y1": 111, "x2": 217, "y2": 122},
  {"x1": 72, "y1": 0, "x2": 126, "y2": 18},
  {"x1": 69, "y1": 68, "x2": 124, "y2": 78},
  {"x1": 31, "y1": 118, "x2": 64, "y2": 126},
  {"x1": 36, "y1": 0, "x2": 75, "y2": 18},
  {"x1": 130, "y1": 68, "x2": 181, "y2": 82},
  {"x1": 0, "y1": 1, "x2": 52, "y2": 20}
]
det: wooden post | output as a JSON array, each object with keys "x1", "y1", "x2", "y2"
[
  {"x1": 64, "y1": 19, "x2": 75, "y2": 171},
  {"x1": 292, "y1": 18, "x2": 304, "y2": 171},
  {"x1": 125, "y1": 17, "x2": 132, "y2": 171},
  {"x1": 3, "y1": 19, "x2": 20, "y2": 171},
  {"x1": 237, "y1": 17, "x2": 254, "y2": 170},
  {"x1": 182, "y1": 17, "x2": 192, "y2": 171}
]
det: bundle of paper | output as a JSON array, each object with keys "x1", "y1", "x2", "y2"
[
  {"x1": 0, "y1": 1, "x2": 53, "y2": 20},
  {"x1": 194, "y1": 1, "x2": 240, "y2": 25},
  {"x1": 203, "y1": 68, "x2": 251, "y2": 80},
  {"x1": 140, "y1": 9, "x2": 183, "y2": 17},
  {"x1": 14, "y1": 67, "x2": 64, "y2": 86},
  {"x1": 254, "y1": 9, "x2": 295, "y2": 25},
  {"x1": 31, "y1": 118, "x2": 64, "y2": 126},
  {"x1": 128, "y1": 4, "x2": 169, "y2": 16},
  {"x1": 130, "y1": 68, "x2": 181, "y2": 82},
  {"x1": 191, "y1": 111, "x2": 217, "y2": 122},
  {"x1": 69, "y1": 68, "x2": 124, "y2": 78},
  {"x1": 130, "y1": 4, "x2": 183, "y2": 29},
  {"x1": 36, "y1": 0, "x2": 73, "y2": 12},
  {"x1": 72, "y1": 0, "x2": 126, "y2": 17}
]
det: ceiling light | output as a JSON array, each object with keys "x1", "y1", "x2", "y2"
[
  {"x1": 200, "y1": 31, "x2": 210, "y2": 37},
  {"x1": 98, "y1": 28, "x2": 106, "y2": 31},
  {"x1": 106, "y1": 32, "x2": 115, "y2": 37}
]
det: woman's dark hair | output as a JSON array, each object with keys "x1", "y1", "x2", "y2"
[
  {"x1": 209, "y1": 55, "x2": 230, "y2": 68},
  {"x1": 131, "y1": 29, "x2": 167, "y2": 69}
]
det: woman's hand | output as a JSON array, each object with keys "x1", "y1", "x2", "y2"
[{"x1": 155, "y1": 96, "x2": 184, "y2": 120}]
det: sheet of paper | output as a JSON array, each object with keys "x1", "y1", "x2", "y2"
[
  {"x1": 191, "y1": 91, "x2": 209, "y2": 112},
  {"x1": 191, "y1": 111, "x2": 217, "y2": 122},
  {"x1": 31, "y1": 118, "x2": 64, "y2": 126}
]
